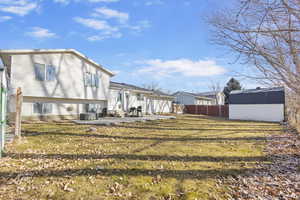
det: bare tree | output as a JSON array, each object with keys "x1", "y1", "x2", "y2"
[
  {"x1": 208, "y1": 80, "x2": 222, "y2": 104},
  {"x1": 208, "y1": 0, "x2": 300, "y2": 95},
  {"x1": 209, "y1": 80, "x2": 222, "y2": 93}
]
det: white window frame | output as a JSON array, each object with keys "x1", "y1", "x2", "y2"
[
  {"x1": 33, "y1": 103, "x2": 53, "y2": 115},
  {"x1": 137, "y1": 93, "x2": 144, "y2": 101},
  {"x1": 34, "y1": 63, "x2": 56, "y2": 82}
]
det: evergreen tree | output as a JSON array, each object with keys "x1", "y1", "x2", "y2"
[{"x1": 223, "y1": 78, "x2": 242, "y2": 104}]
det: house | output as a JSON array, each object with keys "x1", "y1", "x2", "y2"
[
  {"x1": 109, "y1": 81, "x2": 174, "y2": 114},
  {"x1": 108, "y1": 81, "x2": 152, "y2": 114},
  {"x1": 0, "y1": 49, "x2": 114, "y2": 120},
  {"x1": 146, "y1": 90, "x2": 174, "y2": 114},
  {"x1": 173, "y1": 91, "x2": 216, "y2": 105},
  {"x1": 229, "y1": 87, "x2": 285, "y2": 122},
  {"x1": 197, "y1": 91, "x2": 225, "y2": 105}
]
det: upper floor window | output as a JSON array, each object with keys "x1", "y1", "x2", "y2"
[
  {"x1": 85, "y1": 72, "x2": 100, "y2": 88},
  {"x1": 85, "y1": 72, "x2": 92, "y2": 86},
  {"x1": 34, "y1": 63, "x2": 56, "y2": 81}
]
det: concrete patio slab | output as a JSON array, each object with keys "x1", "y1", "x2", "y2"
[{"x1": 72, "y1": 115, "x2": 176, "y2": 126}]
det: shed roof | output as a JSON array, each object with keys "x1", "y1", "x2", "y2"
[
  {"x1": 0, "y1": 49, "x2": 115, "y2": 76},
  {"x1": 229, "y1": 87, "x2": 285, "y2": 104},
  {"x1": 230, "y1": 87, "x2": 284, "y2": 95}
]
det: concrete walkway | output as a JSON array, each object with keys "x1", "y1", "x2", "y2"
[{"x1": 73, "y1": 115, "x2": 176, "y2": 126}]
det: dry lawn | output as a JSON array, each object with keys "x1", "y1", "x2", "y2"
[{"x1": 0, "y1": 115, "x2": 283, "y2": 200}]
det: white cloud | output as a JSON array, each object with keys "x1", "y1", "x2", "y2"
[
  {"x1": 54, "y1": 0, "x2": 120, "y2": 4},
  {"x1": 145, "y1": 0, "x2": 164, "y2": 6},
  {"x1": 111, "y1": 70, "x2": 121, "y2": 74},
  {"x1": 127, "y1": 20, "x2": 151, "y2": 33},
  {"x1": 53, "y1": 0, "x2": 70, "y2": 4},
  {"x1": 88, "y1": 0, "x2": 120, "y2": 2},
  {"x1": 0, "y1": 0, "x2": 38, "y2": 16},
  {"x1": 93, "y1": 7, "x2": 129, "y2": 23},
  {"x1": 0, "y1": 15, "x2": 12, "y2": 22},
  {"x1": 74, "y1": 17, "x2": 122, "y2": 41},
  {"x1": 87, "y1": 32, "x2": 122, "y2": 41},
  {"x1": 137, "y1": 59, "x2": 226, "y2": 77},
  {"x1": 74, "y1": 17, "x2": 118, "y2": 32},
  {"x1": 26, "y1": 27, "x2": 57, "y2": 39}
]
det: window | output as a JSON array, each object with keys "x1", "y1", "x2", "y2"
[
  {"x1": 85, "y1": 73, "x2": 100, "y2": 87},
  {"x1": 33, "y1": 103, "x2": 53, "y2": 114},
  {"x1": 86, "y1": 104, "x2": 98, "y2": 113},
  {"x1": 94, "y1": 74, "x2": 99, "y2": 88},
  {"x1": 117, "y1": 92, "x2": 122, "y2": 102},
  {"x1": 34, "y1": 63, "x2": 45, "y2": 81},
  {"x1": 46, "y1": 65, "x2": 56, "y2": 81},
  {"x1": 137, "y1": 93, "x2": 144, "y2": 101},
  {"x1": 85, "y1": 72, "x2": 92, "y2": 86},
  {"x1": 34, "y1": 63, "x2": 56, "y2": 81}
]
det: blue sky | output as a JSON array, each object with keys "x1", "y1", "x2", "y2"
[{"x1": 0, "y1": 0, "x2": 257, "y2": 92}]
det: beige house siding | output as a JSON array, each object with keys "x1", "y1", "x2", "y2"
[
  {"x1": 1, "y1": 50, "x2": 113, "y2": 120},
  {"x1": 10, "y1": 53, "x2": 110, "y2": 100}
]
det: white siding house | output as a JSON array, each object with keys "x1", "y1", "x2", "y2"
[
  {"x1": 0, "y1": 49, "x2": 114, "y2": 120},
  {"x1": 173, "y1": 91, "x2": 215, "y2": 105},
  {"x1": 109, "y1": 82, "x2": 174, "y2": 114},
  {"x1": 197, "y1": 91, "x2": 225, "y2": 105},
  {"x1": 146, "y1": 91, "x2": 174, "y2": 114},
  {"x1": 108, "y1": 82, "x2": 152, "y2": 114}
]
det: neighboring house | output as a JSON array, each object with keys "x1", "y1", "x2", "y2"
[
  {"x1": 173, "y1": 91, "x2": 216, "y2": 105},
  {"x1": 197, "y1": 91, "x2": 225, "y2": 105},
  {"x1": 146, "y1": 90, "x2": 174, "y2": 114},
  {"x1": 0, "y1": 49, "x2": 114, "y2": 120},
  {"x1": 108, "y1": 81, "x2": 152, "y2": 114},
  {"x1": 229, "y1": 87, "x2": 285, "y2": 122},
  {"x1": 109, "y1": 82, "x2": 174, "y2": 114}
]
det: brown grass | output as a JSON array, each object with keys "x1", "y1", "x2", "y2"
[{"x1": 0, "y1": 115, "x2": 283, "y2": 200}]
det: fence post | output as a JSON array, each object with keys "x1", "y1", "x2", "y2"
[
  {"x1": 206, "y1": 105, "x2": 208, "y2": 115},
  {"x1": 15, "y1": 87, "x2": 23, "y2": 138}
]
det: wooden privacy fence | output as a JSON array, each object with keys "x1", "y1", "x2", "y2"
[{"x1": 185, "y1": 105, "x2": 229, "y2": 118}]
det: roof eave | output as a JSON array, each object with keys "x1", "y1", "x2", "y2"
[{"x1": 0, "y1": 49, "x2": 115, "y2": 77}]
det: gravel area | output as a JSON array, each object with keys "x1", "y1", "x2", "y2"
[{"x1": 73, "y1": 115, "x2": 176, "y2": 125}]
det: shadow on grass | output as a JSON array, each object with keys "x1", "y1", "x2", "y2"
[
  {"x1": 6, "y1": 153, "x2": 270, "y2": 162},
  {"x1": 23, "y1": 130, "x2": 290, "y2": 142},
  {"x1": 0, "y1": 167, "x2": 258, "y2": 180},
  {"x1": 110, "y1": 125, "x2": 282, "y2": 132}
]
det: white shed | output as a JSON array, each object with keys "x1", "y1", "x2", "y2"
[{"x1": 229, "y1": 87, "x2": 285, "y2": 122}]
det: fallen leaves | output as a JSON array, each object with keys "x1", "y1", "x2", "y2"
[{"x1": 224, "y1": 132, "x2": 300, "y2": 200}]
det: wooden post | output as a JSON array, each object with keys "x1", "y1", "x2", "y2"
[
  {"x1": 15, "y1": 87, "x2": 23, "y2": 137},
  {"x1": 206, "y1": 105, "x2": 209, "y2": 115}
]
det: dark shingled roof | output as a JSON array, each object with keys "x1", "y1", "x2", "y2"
[{"x1": 229, "y1": 87, "x2": 285, "y2": 104}]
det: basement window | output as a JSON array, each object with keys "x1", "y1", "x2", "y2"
[{"x1": 33, "y1": 103, "x2": 53, "y2": 114}]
